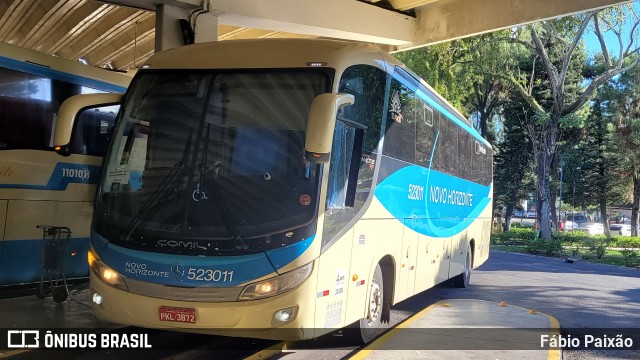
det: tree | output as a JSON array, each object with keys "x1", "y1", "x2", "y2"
[
  {"x1": 397, "y1": 33, "x2": 512, "y2": 142},
  {"x1": 396, "y1": 42, "x2": 472, "y2": 112},
  {"x1": 579, "y1": 84, "x2": 629, "y2": 236},
  {"x1": 494, "y1": 100, "x2": 534, "y2": 231},
  {"x1": 499, "y1": 7, "x2": 640, "y2": 240},
  {"x1": 612, "y1": 59, "x2": 640, "y2": 236}
]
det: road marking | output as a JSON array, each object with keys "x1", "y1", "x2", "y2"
[
  {"x1": 243, "y1": 341, "x2": 290, "y2": 360},
  {"x1": 0, "y1": 350, "x2": 30, "y2": 358},
  {"x1": 351, "y1": 299, "x2": 561, "y2": 360},
  {"x1": 350, "y1": 301, "x2": 443, "y2": 360},
  {"x1": 493, "y1": 301, "x2": 561, "y2": 360}
]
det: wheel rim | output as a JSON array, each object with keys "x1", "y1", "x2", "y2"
[{"x1": 367, "y1": 281, "x2": 382, "y2": 325}]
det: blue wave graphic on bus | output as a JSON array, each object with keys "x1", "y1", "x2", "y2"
[
  {"x1": 92, "y1": 232, "x2": 314, "y2": 287},
  {"x1": 374, "y1": 165, "x2": 491, "y2": 237},
  {"x1": 0, "y1": 163, "x2": 101, "y2": 190}
]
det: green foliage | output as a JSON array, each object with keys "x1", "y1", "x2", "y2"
[
  {"x1": 491, "y1": 228, "x2": 537, "y2": 245},
  {"x1": 396, "y1": 42, "x2": 472, "y2": 113},
  {"x1": 492, "y1": 228, "x2": 640, "y2": 266},
  {"x1": 616, "y1": 237, "x2": 640, "y2": 249}
]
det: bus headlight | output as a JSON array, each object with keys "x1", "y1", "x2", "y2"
[
  {"x1": 238, "y1": 262, "x2": 313, "y2": 301},
  {"x1": 88, "y1": 249, "x2": 128, "y2": 292}
]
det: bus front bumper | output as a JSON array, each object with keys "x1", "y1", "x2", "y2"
[{"x1": 89, "y1": 271, "x2": 318, "y2": 341}]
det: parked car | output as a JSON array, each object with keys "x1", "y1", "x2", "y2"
[
  {"x1": 563, "y1": 220, "x2": 579, "y2": 230},
  {"x1": 567, "y1": 213, "x2": 590, "y2": 225},
  {"x1": 579, "y1": 222, "x2": 605, "y2": 235}
]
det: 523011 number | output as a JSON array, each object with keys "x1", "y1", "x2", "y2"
[{"x1": 187, "y1": 268, "x2": 234, "y2": 282}]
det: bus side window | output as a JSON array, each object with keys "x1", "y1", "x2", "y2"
[
  {"x1": 383, "y1": 79, "x2": 416, "y2": 163},
  {"x1": 337, "y1": 65, "x2": 386, "y2": 210},
  {"x1": 322, "y1": 120, "x2": 361, "y2": 243},
  {"x1": 416, "y1": 103, "x2": 434, "y2": 167},
  {"x1": 70, "y1": 105, "x2": 120, "y2": 156},
  {"x1": 0, "y1": 67, "x2": 53, "y2": 150},
  {"x1": 326, "y1": 121, "x2": 358, "y2": 209}
]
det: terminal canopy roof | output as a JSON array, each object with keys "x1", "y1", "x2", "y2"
[{"x1": 0, "y1": 0, "x2": 632, "y2": 71}]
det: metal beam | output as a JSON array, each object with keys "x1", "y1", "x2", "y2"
[
  {"x1": 88, "y1": 16, "x2": 155, "y2": 67},
  {"x1": 403, "y1": 0, "x2": 634, "y2": 51},
  {"x1": 19, "y1": 0, "x2": 85, "y2": 49},
  {"x1": 45, "y1": 3, "x2": 116, "y2": 54},
  {"x1": 388, "y1": 0, "x2": 440, "y2": 12},
  {"x1": 0, "y1": 0, "x2": 40, "y2": 43},
  {"x1": 207, "y1": 0, "x2": 415, "y2": 46}
]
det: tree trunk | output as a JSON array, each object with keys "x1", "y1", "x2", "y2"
[
  {"x1": 550, "y1": 154, "x2": 559, "y2": 233},
  {"x1": 537, "y1": 150, "x2": 553, "y2": 240},
  {"x1": 599, "y1": 196, "x2": 611, "y2": 237},
  {"x1": 504, "y1": 203, "x2": 514, "y2": 232},
  {"x1": 632, "y1": 170, "x2": 639, "y2": 237}
]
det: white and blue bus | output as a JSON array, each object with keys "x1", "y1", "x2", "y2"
[
  {"x1": 0, "y1": 42, "x2": 131, "y2": 287},
  {"x1": 55, "y1": 39, "x2": 492, "y2": 342}
]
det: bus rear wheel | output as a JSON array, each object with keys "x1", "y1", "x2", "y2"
[
  {"x1": 451, "y1": 246, "x2": 471, "y2": 288},
  {"x1": 344, "y1": 264, "x2": 387, "y2": 344}
]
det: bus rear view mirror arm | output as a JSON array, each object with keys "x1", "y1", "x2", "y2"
[
  {"x1": 305, "y1": 93, "x2": 355, "y2": 164},
  {"x1": 54, "y1": 93, "x2": 123, "y2": 155}
]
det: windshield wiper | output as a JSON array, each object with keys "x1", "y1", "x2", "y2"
[
  {"x1": 119, "y1": 161, "x2": 184, "y2": 241},
  {"x1": 119, "y1": 130, "x2": 193, "y2": 241},
  {"x1": 202, "y1": 159, "x2": 249, "y2": 250}
]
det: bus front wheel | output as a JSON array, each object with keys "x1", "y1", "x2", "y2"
[{"x1": 344, "y1": 264, "x2": 387, "y2": 343}]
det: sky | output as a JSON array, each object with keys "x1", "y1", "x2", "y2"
[{"x1": 582, "y1": 2, "x2": 639, "y2": 59}]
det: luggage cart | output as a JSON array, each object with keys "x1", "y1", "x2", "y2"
[{"x1": 36, "y1": 225, "x2": 72, "y2": 303}]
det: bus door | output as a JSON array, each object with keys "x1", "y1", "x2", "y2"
[{"x1": 318, "y1": 118, "x2": 364, "y2": 328}]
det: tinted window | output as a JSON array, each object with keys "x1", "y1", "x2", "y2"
[
  {"x1": 70, "y1": 105, "x2": 120, "y2": 156},
  {"x1": 0, "y1": 67, "x2": 54, "y2": 150},
  {"x1": 0, "y1": 66, "x2": 115, "y2": 153},
  {"x1": 383, "y1": 78, "x2": 416, "y2": 163},
  {"x1": 416, "y1": 103, "x2": 435, "y2": 167},
  {"x1": 337, "y1": 65, "x2": 386, "y2": 209}
]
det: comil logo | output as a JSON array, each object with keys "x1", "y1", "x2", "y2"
[
  {"x1": 7, "y1": 330, "x2": 39, "y2": 348},
  {"x1": 475, "y1": 140, "x2": 487, "y2": 155}
]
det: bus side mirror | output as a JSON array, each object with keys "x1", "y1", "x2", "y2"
[
  {"x1": 54, "y1": 93, "x2": 123, "y2": 156},
  {"x1": 304, "y1": 93, "x2": 355, "y2": 164}
]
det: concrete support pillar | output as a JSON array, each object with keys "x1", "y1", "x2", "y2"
[
  {"x1": 194, "y1": 13, "x2": 218, "y2": 43},
  {"x1": 155, "y1": 4, "x2": 189, "y2": 52}
]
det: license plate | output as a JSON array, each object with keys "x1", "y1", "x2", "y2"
[{"x1": 158, "y1": 306, "x2": 196, "y2": 324}]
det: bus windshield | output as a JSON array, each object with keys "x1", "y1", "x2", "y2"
[{"x1": 94, "y1": 70, "x2": 329, "y2": 255}]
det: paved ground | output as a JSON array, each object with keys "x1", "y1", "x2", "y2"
[{"x1": 2, "y1": 250, "x2": 639, "y2": 359}]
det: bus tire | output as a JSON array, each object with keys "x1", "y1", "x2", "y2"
[
  {"x1": 53, "y1": 286, "x2": 68, "y2": 303},
  {"x1": 451, "y1": 245, "x2": 471, "y2": 288},
  {"x1": 344, "y1": 264, "x2": 387, "y2": 344}
]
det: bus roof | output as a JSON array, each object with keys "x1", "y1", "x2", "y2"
[
  {"x1": 144, "y1": 39, "x2": 390, "y2": 72},
  {"x1": 0, "y1": 41, "x2": 132, "y2": 91}
]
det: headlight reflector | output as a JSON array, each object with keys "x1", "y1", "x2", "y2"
[
  {"x1": 88, "y1": 249, "x2": 128, "y2": 291},
  {"x1": 238, "y1": 262, "x2": 313, "y2": 301}
]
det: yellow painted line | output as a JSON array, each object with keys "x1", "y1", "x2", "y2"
[
  {"x1": 243, "y1": 341, "x2": 290, "y2": 360},
  {"x1": 350, "y1": 301, "x2": 444, "y2": 360},
  {"x1": 351, "y1": 299, "x2": 562, "y2": 360},
  {"x1": 496, "y1": 301, "x2": 562, "y2": 360},
  {"x1": 0, "y1": 350, "x2": 30, "y2": 358}
]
